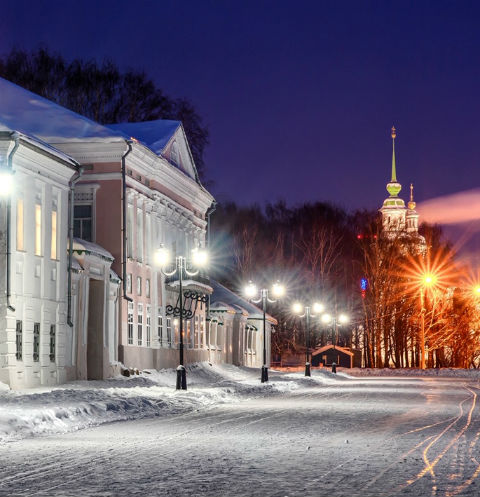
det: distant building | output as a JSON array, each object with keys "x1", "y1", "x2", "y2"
[
  {"x1": 311, "y1": 345, "x2": 354, "y2": 368},
  {"x1": 379, "y1": 127, "x2": 426, "y2": 250}
]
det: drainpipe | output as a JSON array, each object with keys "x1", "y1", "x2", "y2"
[
  {"x1": 205, "y1": 200, "x2": 217, "y2": 322},
  {"x1": 205, "y1": 200, "x2": 217, "y2": 249},
  {"x1": 67, "y1": 166, "x2": 83, "y2": 327},
  {"x1": 6, "y1": 132, "x2": 20, "y2": 312},
  {"x1": 121, "y1": 141, "x2": 133, "y2": 302}
]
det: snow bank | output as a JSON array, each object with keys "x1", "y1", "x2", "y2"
[
  {"x1": 0, "y1": 363, "x2": 345, "y2": 444},
  {"x1": 347, "y1": 367, "x2": 480, "y2": 378}
]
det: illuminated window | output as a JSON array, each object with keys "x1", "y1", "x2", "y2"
[
  {"x1": 35, "y1": 204, "x2": 42, "y2": 256},
  {"x1": 166, "y1": 317, "x2": 172, "y2": 346},
  {"x1": 16, "y1": 199, "x2": 24, "y2": 251},
  {"x1": 146, "y1": 278, "x2": 150, "y2": 298},
  {"x1": 127, "y1": 273, "x2": 132, "y2": 294},
  {"x1": 137, "y1": 276, "x2": 142, "y2": 296},
  {"x1": 51, "y1": 210, "x2": 57, "y2": 260}
]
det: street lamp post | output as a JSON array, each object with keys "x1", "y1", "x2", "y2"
[
  {"x1": 155, "y1": 246, "x2": 208, "y2": 390},
  {"x1": 245, "y1": 281, "x2": 285, "y2": 383},
  {"x1": 419, "y1": 273, "x2": 437, "y2": 369},
  {"x1": 321, "y1": 312, "x2": 349, "y2": 370},
  {"x1": 292, "y1": 301, "x2": 324, "y2": 376}
]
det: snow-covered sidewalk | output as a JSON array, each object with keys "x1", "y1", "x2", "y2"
[{"x1": 0, "y1": 363, "x2": 349, "y2": 443}]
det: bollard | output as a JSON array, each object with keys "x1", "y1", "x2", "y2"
[{"x1": 176, "y1": 365, "x2": 187, "y2": 390}]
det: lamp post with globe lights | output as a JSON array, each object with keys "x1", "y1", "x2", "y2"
[
  {"x1": 292, "y1": 301, "x2": 324, "y2": 376},
  {"x1": 321, "y1": 312, "x2": 350, "y2": 361},
  {"x1": 245, "y1": 281, "x2": 285, "y2": 383},
  {"x1": 154, "y1": 245, "x2": 209, "y2": 390}
]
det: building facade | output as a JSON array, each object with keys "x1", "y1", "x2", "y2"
[{"x1": 0, "y1": 77, "x2": 273, "y2": 388}]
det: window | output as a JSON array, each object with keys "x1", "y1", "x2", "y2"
[
  {"x1": 73, "y1": 204, "x2": 92, "y2": 241},
  {"x1": 146, "y1": 279, "x2": 150, "y2": 298},
  {"x1": 186, "y1": 320, "x2": 192, "y2": 348},
  {"x1": 33, "y1": 322, "x2": 40, "y2": 361},
  {"x1": 49, "y1": 325, "x2": 56, "y2": 362},
  {"x1": 137, "y1": 303, "x2": 143, "y2": 346},
  {"x1": 158, "y1": 311, "x2": 163, "y2": 345},
  {"x1": 127, "y1": 205, "x2": 134, "y2": 258},
  {"x1": 127, "y1": 273, "x2": 132, "y2": 294},
  {"x1": 16, "y1": 199, "x2": 24, "y2": 251},
  {"x1": 200, "y1": 316, "x2": 205, "y2": 348},
  {"x1": 136, "y1": 209, "x2": 143, "y2": 262},
  {"x1": 127, "y1": 302, "x2": 134, "y2": 345},
  {"x1": 166, "y1": 317, "x2": 172, "y2": 346},
  {"x1": 16, "y1": 320, "x2": 22, "y2": 361},
  {"x1": 194, "y1": 315, "x2": 199, "y2": 348},
  {"x1": 35, "y1": 204, "x2": 42, "y2": 256},
  {"x1": 51, "y1": 210, "x2": 57, "y2": 259},
  {"x1": 137, "y1": 276, "x2": 142, "y2": 296},
  {"x1": 146, "y1": 306, "x2": 151, "y2": 347}
]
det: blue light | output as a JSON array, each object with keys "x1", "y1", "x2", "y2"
[{"x1": 360, "y1": 278, "x2": 368, "y2": 291}]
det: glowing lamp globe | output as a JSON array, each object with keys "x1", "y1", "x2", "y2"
[
  {"x1": 338, "y1": 314, "x2": 349, "y2": 324},
  {"x1": 244, "y1": 282, "x2": 257, "y2": 299},
  {"x1": 474, "y1": 285, "x2": 480, "y2": 296},
  {"x1": 422, "y1": 273, "x2": 437, "y2": 287},
  {"x1": 192, "y1": 247, "x2": 208, "y2": 267},
  {"x1": 154, "y1": 247, "x2": 170, "y2": 267},
  {"x1": 321, "y1": 313, "x2": 332, "y2": 324},
  {"x1": 271, "y1": 282, "x2": 286, "y2": 298},
  {"x1": 292, "y1": 302, "x2": 303, "y2": 315},
  {"x1": 312, "y1": 302, "x2": 324, "y2": 314},
  {"x1": 0, "y1": 170, "x2": 14, "y2": 197}
]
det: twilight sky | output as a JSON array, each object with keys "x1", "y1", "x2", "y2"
[{"x1": 1, "y1": 0, "x2": 480, "y2": 213}]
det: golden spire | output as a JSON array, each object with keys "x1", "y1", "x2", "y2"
[
  {"x1": 408, "y1": 183, "x2": 416, "y2": 210},
  {"x1": 391, "y1": 126, "x2": 396, "y2": 139}
]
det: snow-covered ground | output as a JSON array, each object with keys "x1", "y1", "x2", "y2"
[
  {"x1": 0, "y1": 363, "x2": 348, "y2": 444},
  {"x1": 1, "y1": 366, "x2": 480, "y2": 496}
]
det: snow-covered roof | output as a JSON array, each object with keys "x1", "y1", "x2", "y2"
[
  {"x1": 0, "y1": 77, "x2": 125, "y2": 143},
  {"x1": 210, "y1": 280, "x2": 277, "y2": 324},
  {"x1": 72, "y1": 238, "x2": 114, "y2": 262},
  {"x1": 311, "y1": 345, "x2": 354, "y2": 357},
  {"x1": 107, "y1": 120, "x2": 180, "y2": 155}
]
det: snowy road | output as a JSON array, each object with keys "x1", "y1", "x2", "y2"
[{"x1": 1, "y1": 375, "x2": 480, "y2": 497}]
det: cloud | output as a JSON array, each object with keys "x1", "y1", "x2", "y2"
[{"x1": 417, "y1": 188, "x2": 480, "y2": 225}]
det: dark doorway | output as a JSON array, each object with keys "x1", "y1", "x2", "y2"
[{"x1": 87, "y1": 279, "x2": 105, "y2": 380}]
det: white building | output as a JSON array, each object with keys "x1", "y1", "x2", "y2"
[{"x1": 0, "y1": 129, "x2": 78, "y2": 388}]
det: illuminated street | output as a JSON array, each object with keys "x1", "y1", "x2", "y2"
[{"x1": 1, "y1": 373, "x2": 479, "y2": 496}]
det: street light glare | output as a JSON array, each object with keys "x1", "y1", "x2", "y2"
[
  {"x1": 154, "y1": 247, "x2": 170, "y2": 267},
  {"x1": 422, "y1": 273, "x2": 437, "y2": 287},
  {"x1": 321, "y1": 313, "x2": 332, "y2": 324},
  {"x1": 244, "y1": 282, "x2": 257, "y2": 299},
  {"x1": 338, "y1": 313, "x2": 349, "y2": 324},
  {"x1": 474, "y1": 285, "x2": 480, "y2": 295},
  {"x1": 292, "y1": 302, "x2": 303, "y2": 314},
  {"x1": 312, "y1": 302, "x2": 324, "y2": 314},
  {"x1": 271, "y1": 282, "x2": 286, "y2": 298},
  {"x1": 191, "y1": 247, "x2": 208, "y2": 267},
  {"x1": 0, "y1": 170, "x2": 13, "y2": 197}
]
